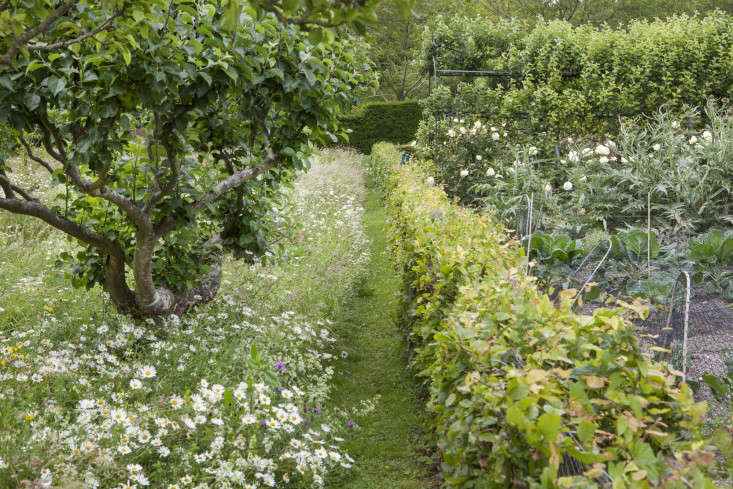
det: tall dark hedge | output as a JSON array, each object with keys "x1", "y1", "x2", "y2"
[{"x1": 339, "y1": 100, "x2": 421, "y2": 154}]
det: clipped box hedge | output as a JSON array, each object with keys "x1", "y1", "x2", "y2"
[
  {"x1": 338, "y1": 100, "x2": 421, "y2": 154},
  {"x1": 369, "y1": 143, "x2": 727, "y2": 488}
]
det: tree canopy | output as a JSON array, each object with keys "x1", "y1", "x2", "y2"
[{"x1": 0, "y1": 0, "x2": 375, "y2": 318}]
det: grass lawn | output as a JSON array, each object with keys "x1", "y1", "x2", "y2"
[{"x1": 326, "y1": 178, "x2": 435, "y2": 489}]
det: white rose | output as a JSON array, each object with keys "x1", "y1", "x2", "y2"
[
  {"x1": 486, "y1": 167, "x2": 495, "y2": 177},
  {"x1": 447, "y1": 129, "x2": 455, "y2": 138},
  {"x1": 528, "y1": 146, "x2": 538, "y2": 156},
  {"x1": 426, "y1": 177, "x2": 435, "y2": 186},
  {"x1": 689, "y1": 135, "x2": 698, "y2": 144},
  {"x1": 459, "y1": 127, "x2": 467, "y2": 134},
  {"x1": 568, "y1": 151, "x2": 579, "y2": 162},
  {"x1": 595, "y1": 144, "x2": 610, "y2": 156},
  {"x1": 702, "y1": 130, "x2": 712, "y2": 142},
  {"x1": 460, "y1": 169, "x2": 469, "y2": 178},
  {"x1": 563, "y1": 181, "x2": 573, "y2": 191},
  {"x1": 475, "y1": 155, "x2": 482, "y2": 161},
  {"x1": 599, "y1": 156, "x2": 609, "y2": 164},
  {"x1": 652, "y1": 143, "x2": 661, "y2": 151},
  {"x1": 453, "y1": 118, "x2": 459, "y2": 123},
  {"x1": 492, "y1": 132, "x2": 500, "y2": 141}
]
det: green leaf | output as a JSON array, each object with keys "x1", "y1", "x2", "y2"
[
  {"x1": 50, "y1": 77, "x2": 66, "y2": 96},
  {"x1": 222, "y1": 0, "x2": 241, "y2": 32},
  {"x1": 120, "y1": 45, "x2": 131, "y2": 66},
  {"x1": 702, "y1": 374, "x2": 730, "y2": 399},
  {"x1": 303, "y1": 68, "x2": 316, "y2": 86},
  {"x1": 23, "y1": 92, "x2": 40, "y2": 110},
  {"x1": 537, "y1": 412, "x2": 562, "y2": 442},
  {"x1": 224, "y1": 66, "x2": 239, "y2": 82},
  {"x1": 577, "y1": 419, "x2": 596, "y2": 445}
]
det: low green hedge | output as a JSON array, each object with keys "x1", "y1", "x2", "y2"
[
  {"x1": 339, "y1": 100, "x2": 421, "y2": 154},
  {"x1": 370, "y1": 143, "x2": 728, "y2": 488}
]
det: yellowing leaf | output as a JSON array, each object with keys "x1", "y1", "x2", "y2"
[
  {"x1": 526, "y1": 369, "x2": 548, "y2": 384},
  {"x1": 585, "y1": 376, "x2": 607, "y2": 389},
  {"x1": 632, "y1": 470, "x2": 647, "y2": 481}
]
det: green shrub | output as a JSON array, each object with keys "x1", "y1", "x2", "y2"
[
  {"x1": 373, "y1": 143, "x2": 728, "y2": 488},
  {"x1": 420, "y1": 13, "x2": 733, "y2": 139},
  {"x1": 364, "y1": 142, "x2": 401, "y2": 188},
  {"x1": 339, "y1": 100, "x2": 421, "y2": 154}
]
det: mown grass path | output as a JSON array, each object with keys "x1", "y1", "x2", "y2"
[{"x1": 327, "y1": 182, "x2": 435, "y2": 489}]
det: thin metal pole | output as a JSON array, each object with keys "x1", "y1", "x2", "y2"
[
  {"x1": 432, "y1": 56, "x2": 438, "y2": 91},
  {"x1": 647, "y1": 192, "x2": 651, "y2": 279},
  {"x1": 682, "y1": 271, "x2": 691, "y2": 382}
]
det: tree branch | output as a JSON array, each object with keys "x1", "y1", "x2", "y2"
[
  {"x1": 0, "y1": 196, "x2": 121, "y2": 256},
  {"x1": 0, "y1": 169, "x2": 15, "y2": 199},
  {"x1": 8, "y1": 182, "x2": 39, "y2": 202},
  {"x1": 146, "y1": 122, "x2": 181, "y2": 213},
  {"x1": 154, "y1": 123, "x2": 278, "y2": 240},
  {"x1": 35, "y1": 115, "x2": 149, "y2": 229},
  {"x1": 198, "y1": 159, "x2": 276, "y2": 208},
  {"x1": 27, "y1": 11, "x2": 120, "y2": 52},
  {"x1": 0, "y1": 0, "x2": 78, "y2": 65},
  {"x1": 18, "y1": 134, "x2": 55, "y2": 174}
]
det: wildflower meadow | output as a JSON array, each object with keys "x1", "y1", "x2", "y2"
[{"x1": 1, "y1": 3, "x2": 733, "y2": 489}]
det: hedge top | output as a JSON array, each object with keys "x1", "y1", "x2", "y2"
[
  {"x1": 420, "y1": 13, "x2": 733, "y2": 136},
  {"x1": 339, "y1": 100, "x2": 421, "y2": 153}
]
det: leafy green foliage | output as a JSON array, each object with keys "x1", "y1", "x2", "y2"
[
  {"x1": 0, "y1": 0, "x2": 376, "y2": 315},
  {"x1": 337, "y1": 100, "x2": 422, "y2": 153},
  {"x1": 421, "y1": 13, "x2": 733, "y2": 142},
  {"x1": 524, "y1": 231, "x2": 584, "y2": 287},
  {"x1": 612, "y1": 230, "x2": 659, "y2": 265},
  {"x1": 688, "y1": 229, "x2": 733, "y2": 299},
  {"x1": 689, "y1": 229, "x2": 733, "y2": 266},
  {"x1": 376, "y1": 142, "x2": 720, "y2": 488}
]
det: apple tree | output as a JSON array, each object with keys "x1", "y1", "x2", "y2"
[{"x1": 0, "y1": 0, "x2": 376, "y2": 317}]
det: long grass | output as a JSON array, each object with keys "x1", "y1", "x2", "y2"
[{"x1": 0, "y1": 149, "x2": 391, "y2": 488}]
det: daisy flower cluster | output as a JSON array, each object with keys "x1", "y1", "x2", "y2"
[{"x1": 0, "y1": 150, "x2": 374, "y2": 489}]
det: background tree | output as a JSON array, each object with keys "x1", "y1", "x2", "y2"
[
  {"x1": 0, "y1": 0, "x2": 376, "y2": 318},
  {"x1": 478, "y1": 0, "x2": 733, "y2": 25},
  {"x1": 366, "y1": 0, "x2": 485, "y2": 101},
  {"x1": 368, "y1": 0, "x2": 424, "y2": 101}
]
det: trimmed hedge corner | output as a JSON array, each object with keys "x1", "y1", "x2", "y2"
[
  {"x1": 339, "y1": 100, "x2": 421, "y2": 154},
  {"x1": 369, "y1": 143, "x2": 724, "y2": 488}
]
